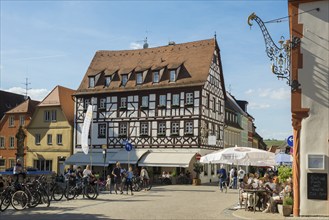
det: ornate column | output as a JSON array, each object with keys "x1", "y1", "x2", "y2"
[{"x1": 15, "y1": 126, "x2": 26, "y2": 168}]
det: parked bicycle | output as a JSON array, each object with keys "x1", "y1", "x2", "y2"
[{"x1": 65, "y1": 176, "x2": 98, "y2": 200}]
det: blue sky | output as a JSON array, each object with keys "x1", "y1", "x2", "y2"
[{"x1": 0, "y1": 0, "x2": 291, "y2": 140}]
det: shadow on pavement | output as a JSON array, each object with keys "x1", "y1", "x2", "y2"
[{"x1": 1, "y1": 213, "x2": 113, "y2": 220}]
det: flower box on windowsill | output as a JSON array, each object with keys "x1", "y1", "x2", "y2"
[
  {"x1": 184, "y1": 133, "x2": 194, "y2": 136},
  {"x1": 157, "y1": 105, "x2": 166, "y2": 109},
  {"x1": 184, "y1": 103, "x2": 194, "y2": 107},
  {"x1": 170, "y1": 133, "x2": 179, "y2": 137},
  {"x1": 98, "y1": 107, "x2": 106, "y2": 112},
  {"x1": 171, "y1": 104, "x2": 180, "y2": 108},
  {"x1": 118, "y1": 134, "x2": 127, "y2": 138},
  {"x1": 98, "y1": 135, "x2": 106, "y2": 139},
  {"x1": 139, "y1": 134, "x2": 149, "y2": 137},
  {"x1": 119, "y1": 107, "x2": 127, "y2": 111},
  {"x1": 157, "y1": 133, "x2": 166, "y2": 137},
  {"x1": 140, "y1": 106, "x2": 149, "y2": 110}
]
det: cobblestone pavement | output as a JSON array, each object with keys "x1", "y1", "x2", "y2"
[
  {"x1": 1, "y1": 184, "x2": 242, "y2": 220},
  {"x1": 3, "y1": 184, "x2": 326, "y2": 220}
]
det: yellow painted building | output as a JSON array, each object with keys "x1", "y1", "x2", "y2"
[{"x1": 26, "y1": 86, "x2": 75, "y2": 174}]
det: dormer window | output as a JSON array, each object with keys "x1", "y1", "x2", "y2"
[
  {"x1": 136, "y1": 73, "x2": 143, "y2": 85},
  {"x1": 122, "y1": 74, "x2": 128, "y2": 86},
  {"x1": 89, "y1": 77, "x2": 95, "y2": 88},
  {"x1": 169, "y1": 70, "x2": 176, "y2": 82},
  {"x1": 105, "y1": 76, "x2": 111, "y2": 87},
  {"x1": 153, "y1": 71, "x2": 159, "y2": 83}
]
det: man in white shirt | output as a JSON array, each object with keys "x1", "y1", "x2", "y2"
[
  {"x1": 237, "y1": 167, "x2": 245, "y2": 188},
  {"x1": 229, "y1": 167, "x2": 235, "y2": 188}
]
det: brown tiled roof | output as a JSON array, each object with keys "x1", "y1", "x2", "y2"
[
  {"x1": 6, "y1": 98, "x2": 39, "y2": 114},
  {"x1": 75, "y1": 38, "x2": 218, "y2": 95},
  {"x1": 38, "y1": 85, "x2": 75, "y2": 125}
]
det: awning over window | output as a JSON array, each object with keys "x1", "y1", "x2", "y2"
[
  {"x1": 65, "y1": 152, "x2": 116, "y2": 167},
  {"x1": 108, "y1": 149, "x2": 149, "y2": 164},
  {"x1": 138, "y1": 151, "x2": 196, "y2": 168}
]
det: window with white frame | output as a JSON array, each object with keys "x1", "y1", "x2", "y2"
[
  {"x1": 218, "y1": 101, "x2": 222, "y2": 113},
  {"x1": 34, "y1": 160, "x2": 52, "y2": 171},
  {"x1": 35, "y1": 134, "x2": 41, "y2": 145},
  {"x1": 213, "y1": 97, "x2": 216, "y2": 111},
  {"x1": 9, "y1": 116, "x2": 14, "y2": 127},
  {"x1": 19, "y1": 115, "x2": 25, "y2": 126},
  {"x1": 98, "y1": 124, "x2": 106, "y2": 138},
  {"x1": 9, "y1": 159, "x2": 15, "y2": 168},
  {"x1": 121, "y1": 74, "x2": 128, "y2": 86},
  {"x1": 186, "y1": 93, "x2": 193, "y2": 105},
  {"x1": 105, "y1": 76, "x2": 111, "y2": 87},
  {"x1": 120, "y1": 97, "x2": 127, "y2": 108},
  {"x1": 159, "y1": 95, "x2": 166, "y2": 107},
  {"x1": 84, "y1": 99, "x2": 91, "y2": 109},
  {"x1": 57, "y1": 134, "x2": 63, "y2": 145},
  {"x1": 171, "y1": 122, "x2": 179, "y2": 135},
  {"x1": 153, "y1": 71, "x2": 159, "y2": 83},
  {"x1": 47, "y1": 134, "x2": 52, "y2": 145},
  {"x1": 89, "y1": 76, "x2": 95, "y2": 88},
  {"x1": 185, "y1": 121, "x2": 193, "y2": 134},
  {"x1": 158, "y1": 122, "x2": 166, "y2": 135},
  {"x1": 169, "y1": 70, "x2": 176, "y2": 82},
  {"x1": 141, "y1": 96, "x2": 148, "y2": 108},
  {"x1": 89, "y1": 77, "x2": 95, "y2": 88},
  {"x1": 99, "y1": 98, "x2": 106, "y2": 109},
  {"x1": 140, "y1": 122, "x2": 149, "y2": 136},
  {"x1": 119, "y1": 123, "x2": 127, "y2": 136},
  {"x1": 0, "y1": 137, "x2": 5, "y2": 148},
  {"x1": 136, "y1": 73, "x2": 143, "y2": 84},
  {"x1": 206, "y1": 93, "x2": 210, "y2": 108},
  {"x1": 172, "y1": 94, "x2": 179, "y2": 106},
  {"x1": 9, "y1": 137, "x2": 14, "y2": 148},
  {"x1": 51, "y1": 110, "x2": 57, "y2": 121}
]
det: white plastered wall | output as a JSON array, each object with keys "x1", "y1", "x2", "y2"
[{"x1": 299, "y1": 0, "x2": 329, "y2": 216}]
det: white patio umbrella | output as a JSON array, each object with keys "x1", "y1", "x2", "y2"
[{"x1": 200, "y1": 145, "x2": 275, "y2": 167}]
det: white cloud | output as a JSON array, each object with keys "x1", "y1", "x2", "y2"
[
  {"x1": 245, "y1": 89, "x2": 254, "y2": 95},
  {"x1": 5, "y1": 87, "x2": 48, "y2": 101},
  {"x1": 248, "y1": 102, "x2": 271, "y2": 109},
  {"x1": 130, "y1": 42, "x2": 143, "y2": 50},
  {"x1": 246, "y1": 88, "x2": 290, "y2": 100}
]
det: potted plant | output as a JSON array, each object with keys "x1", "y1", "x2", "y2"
[
  {"x1": 278, "y1": 165, "x2": 292, "y2": 184},
  {"x1": 282, "y1": 196, "x2": 293, "y2": 216},
  {"x1": 192, "y1": 162, "x2": 202, "y2": 185}
]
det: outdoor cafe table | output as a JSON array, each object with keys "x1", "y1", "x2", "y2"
[{"x1": 243, "y1": 188, "x2": 267, "y2": 213}]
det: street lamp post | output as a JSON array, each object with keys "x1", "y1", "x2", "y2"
[{"x1": 102, "y1": 148, "x2": 107, "y2": 181}]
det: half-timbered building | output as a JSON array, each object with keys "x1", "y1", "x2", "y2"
[{"x1": 70, "y1": 38, "x2": 226, "y2": 182}]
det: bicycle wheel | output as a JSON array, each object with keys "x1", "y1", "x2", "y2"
[
  {"x1": 52, "y1": 184, "x2": 64, "y2": 201},
  {"x1": 65, "y1": 186, "x2": 76, "y2": 200},
  {"x1": 146, "y1": 181, "x2": 152, "y2": 191},
  {"x1": 40, "y1": 191, "x2": 50, "y2": 207},
  {"x1": 27, "y1": 190, "x2": 41, "y2": 208},
  {"x1": 11, "y1": 190, "x2": 28, "y2": 211},
  {"x1": 85, "y1": 185, "x2": 97, "y2": 200},
  {"x1": 0, "y1": 196, "x2": 11, "y2": 212}
]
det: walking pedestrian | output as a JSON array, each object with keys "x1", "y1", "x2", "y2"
[
  {"x1": 125, "y1": 166, "x2": 134, "y2": 195},
  {"x1": 111, "y1": 162, "x2": 122, "y2": 194},
  {"x1": 237, "y1": 167, "x2": 245, "y2": 188},
  {"x1": 229, "y1": 167, "x2": 234, "y2": 188},
  {"x1": 217, "y1": 165, "x2": 227, "y2": 192}
]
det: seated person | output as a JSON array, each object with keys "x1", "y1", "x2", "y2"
[
  {"x1": 263, "y1": 176, "x2": 282, "y2": 213},
  {"x1": 239, "y1": 175, "x2": 251, "y2": 208},
  {"x1": 247, "y1": 173, "x2": 261, "y2": 210}
]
